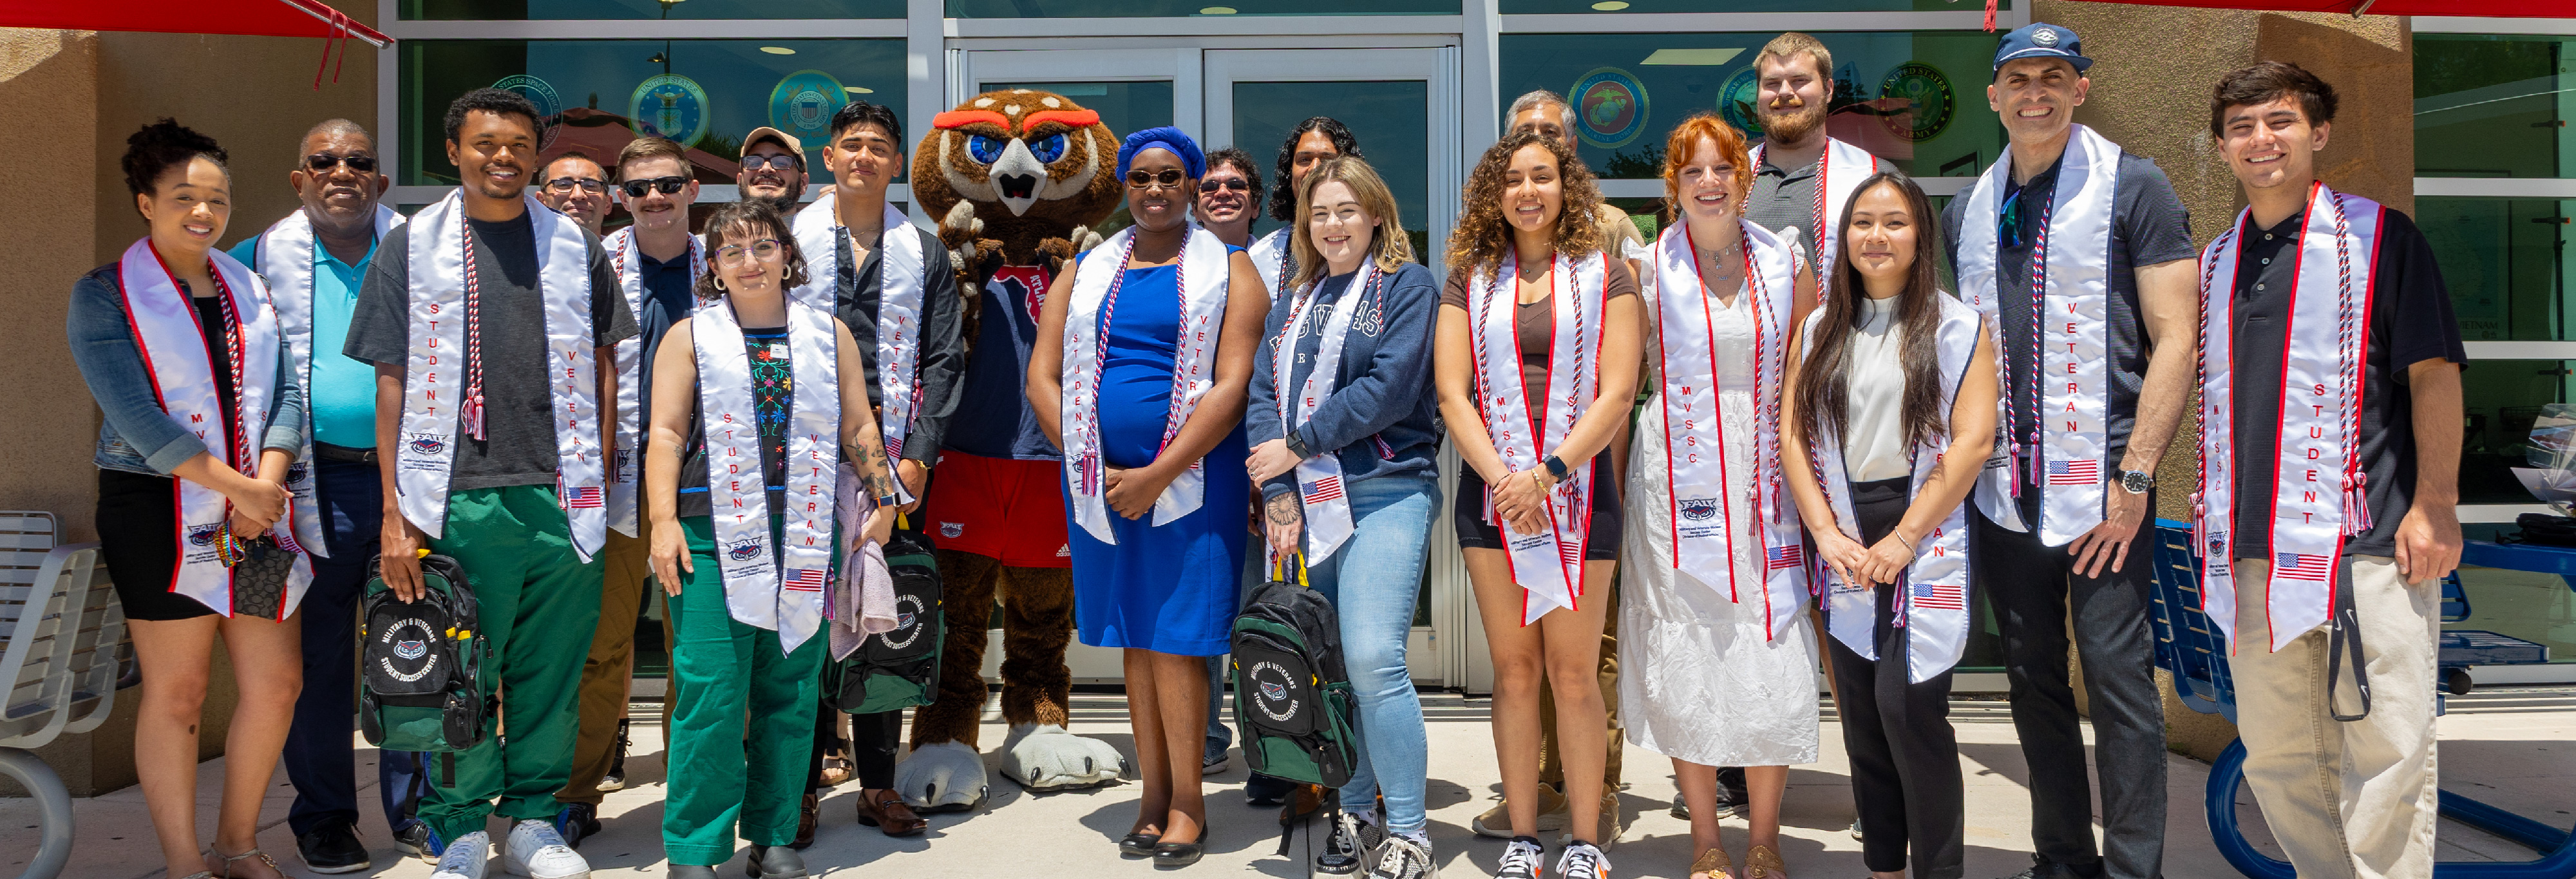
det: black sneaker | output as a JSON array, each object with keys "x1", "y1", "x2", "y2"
[
  {"x1": 556, "y1": 802, "x2": 601, "y2": 849},
  {"x1": 600, "y1": 719, "x2": 630, "y2": 792},
  {"x1": 1494, "y1": 836, "x2": 1545, "y2": 879},
  {"x1": 1315, "y1": 811, "x2": 1386, "y2": 876},
  {"x1": 391, "y1": 821, "x2": 437, "y2": 862},
  {"x1": 1554, "y1": 841, "x2": 1609, "y2": 879},
  {"x1": 1245, "y1": 771, "x2": 1296, "y2": 807},
  {"x1": 1368, "y1": 833, "x2": 1435, "y2": 879},
  {"x1": 294, "y1": 820, "x2": 371, "y2": 874}
]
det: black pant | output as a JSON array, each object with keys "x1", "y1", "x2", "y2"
[
  {"x1": 1828, "y1": 478, "x2": 1964, "y2": 879},
  {"x1": 1971, "y1": 493, "x2": 2166, "y2": 879},
  {"x1": 280, "y1": 453, "x2": 428, "y2": 835},
  {"x1": 811, "y1": 513, "x2": 927, "y2": 793}
]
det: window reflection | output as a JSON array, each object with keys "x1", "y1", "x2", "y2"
[
  {"x1": 1501, "y1": 32, "x2": 2003, "y2": 182},
  {"x1": 404, "y1": 0, "x2": 902, "y2": 20},
  {"x1": 1502, "y1": 0, "x2": 2004, "y2": 10},
  {"x1": 2421, "y1": 197, "x2": 2574, "y2": 344},
  {"x1": 2416, "y1": 34, "x2": 2573, "y2": 179},
  {"x1": 1233, "y1": 80, "x2": 1433, "y2": 262},
  {"x1": 2459, "y1": 359, "x2": 2575, "y2": 506}
]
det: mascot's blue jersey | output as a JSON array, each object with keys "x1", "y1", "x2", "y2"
[{"x1": 945, "y1": 263, "x2": 1061, "y2": 461}]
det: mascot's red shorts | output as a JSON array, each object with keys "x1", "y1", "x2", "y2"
[{"x1": 926, "y1": 450, "x2": 1074, "y2": 568}]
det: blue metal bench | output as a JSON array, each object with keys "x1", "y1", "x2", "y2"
[{"x1": 2146, "y1": 520, "x2": 2576, "y2": 878}]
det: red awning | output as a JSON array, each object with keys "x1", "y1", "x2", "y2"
[
  {"x1": 0, "y1": 0, "x2": 390, "y2": 48},
  {"x1": 2051, "y1": 0, "x2": 2570, "y2": 16}
]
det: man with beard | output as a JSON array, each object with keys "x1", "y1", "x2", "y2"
[
  {"x1": 1745, "y1": 32, "x2": 1885, "y2": 283},
  {"x1": 536, "y1": 152, "x2": 611, "y2": 236},
  {"x1": 346, "y1": 88, "x2": 638, "y2": 879},
  {"x1": 229, "y1": 118, "x2": 413, "y2": 875},
  {"x1": 553, "y1": 135, "x2": 705, "y2": 846},
  {"x1": 737, "y1": 127, "x2": 808, "y2": 213},
  {"x1": 1938, "y1": 24, "x2": 2197, "y2": 879}
]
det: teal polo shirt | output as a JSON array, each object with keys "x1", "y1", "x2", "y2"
[{"x1": 231, "y1": 229, "x2": 381, "y2": 448}]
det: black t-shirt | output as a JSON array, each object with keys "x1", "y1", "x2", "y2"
[
  {"x1": 193, "y1": 292, "x2": 241, "y2": 431},
  {"x1": 2228, "y1": 207, "x2": 2466, "y2": 559},
  {"x1": 830, "y1": 223, "x2": 964, "y2": 466},
  {"x1": 345, "y1": 213, "x2": 638, "y2": 491},
  {"x1": 1941, "y1": 151, "x2": 2197, "y2": 482}
]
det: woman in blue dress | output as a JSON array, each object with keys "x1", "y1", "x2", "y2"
[{"x1": 1028, "y1": 127, "x2": 1267, "y2": 867}]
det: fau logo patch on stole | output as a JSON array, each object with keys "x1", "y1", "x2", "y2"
[
  {"x1": 727, "y1": 538, "x2": 766, "y2": 562},
  {"x1": 1678, "y1": 497, "x2": 1721, "y2": 522},
  {"x1": 2046, "y1": 459, "x2": 2099, "y2": 486},
  {"x1": 2275, "y1": 552, "x2": 2333, "y2": 582},
  {"x1": 406, "y1": 433, "x2": 447, "y2": 455}
]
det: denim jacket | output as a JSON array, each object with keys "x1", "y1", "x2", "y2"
[{"x1": 70, "y1": 263, "x2": 307, "y2": 477}]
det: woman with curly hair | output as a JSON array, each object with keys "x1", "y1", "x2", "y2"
[{"x1": 1434, "y1": 130, "x2": 1641, "y2": 879}]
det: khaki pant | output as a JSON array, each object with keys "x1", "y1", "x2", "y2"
[
  {"x1": 558, "y1": 527, "x2": 652, "y2": 805},
  {"x1": 2233, "y1": 555, "x2": 2440, "y2": 879}
]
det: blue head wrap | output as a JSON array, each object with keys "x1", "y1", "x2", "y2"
[{"x1": 1117, "y1": 126, "x2": 1206, "y2": 180}]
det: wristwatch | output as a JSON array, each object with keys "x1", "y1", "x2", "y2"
[
  {"x1": 1284, "y1": 433, "x2": 1313, "y2": 460},
  {"x1": 2116, "y1": 468, "x2": 2155, "y2": 495},
  {"x1": 874, "y1": 492, "x2": 905, "y2": 509},
  {"x1": 1542, "y1": 455, "x2": 1571, "y2": 482}
]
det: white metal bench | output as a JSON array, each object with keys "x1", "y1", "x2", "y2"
[{"x1": 0, "y1": 512, "x2": 127, "y2": 879}]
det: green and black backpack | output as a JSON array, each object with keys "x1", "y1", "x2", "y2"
[
  {"x1": 826, "y1": 527, "x2": 944, "y2": 714},
  {"x1": 1230, "y1": 556, "x2": 1361, "y2": 855},
  {"x1": 359, "y1": 553, "x2": 491, "y2": 755}
]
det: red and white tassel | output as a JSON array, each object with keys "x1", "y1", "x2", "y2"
[
  {"x1": 2343, "y1": 472, "x2": 2372, "y2": 536},
  {"x1": 463, "y1": 394, "x2": 485, "y2": 441}
]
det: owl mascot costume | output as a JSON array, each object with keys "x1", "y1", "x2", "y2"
[{"x1": 894, "y1": 90, "x2": 1126, "y2": 810}]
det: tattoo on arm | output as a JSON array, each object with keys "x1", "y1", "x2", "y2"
[
  {"x1": 844, "y1": 441, "x2": 898, "y2": 500},
  {"x1": 1266, "y1": 493, "x2": 1300, "y2": 524}
]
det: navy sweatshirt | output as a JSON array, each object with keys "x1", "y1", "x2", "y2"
[{"x1": 1247, "y1": 260, "x2": 1443, "y2": 501}]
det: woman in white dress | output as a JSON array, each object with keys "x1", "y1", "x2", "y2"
[{"x1": 1619, "y1": 112, "x2": 1820, "y2": 879}]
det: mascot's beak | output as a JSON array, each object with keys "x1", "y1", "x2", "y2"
[{"x1": 989, "y1": 138, "x2": 1047, "y2": 218}]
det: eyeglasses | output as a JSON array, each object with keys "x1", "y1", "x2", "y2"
[
  {"x1": 305, "y1": 153, "x2": 378, "y2": 174},
  {"x1": 1198, "y1": 178, "x2": 1251, "y2": 194},
  {"x1": 621, "y1": 176, "x2": 688, "y2": 198},
  {"x1": 715, "y1": 238, "x2": 784, "y2": 267},
  {"x1": 741, "y1": 154, "x2": 800, "y2": 171},
  {"x1": 1126, "y1": 169, "x2": 1188, "y2": 190},
  {"x1": 544, "y1": 177, "x2": 608, "y2": 194}
]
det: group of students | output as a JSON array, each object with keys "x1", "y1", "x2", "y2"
[{"x1": 71, "y1": 19, "x2": 2465, "y2": 879}]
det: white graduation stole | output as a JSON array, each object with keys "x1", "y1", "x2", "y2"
[
  {"x1": 1751, "y1": 136, "x2": 1880, "y2": 293},
  {"x1": 788, "y1": 193, "x2": 929, "y2": 502},
  {"x1": 117, "y1": 239, "x2": 316, "y2": 617},
  {"x1": 1801, "y1": 295, "x2": 1987, "y2": 682},
  {"x1": 393, "y1": 191, "x2": 608, "y2": 561},
  {"x1": 1248, "y1": 226, "x2": 1295, "y2": 305},
  {"x1": 603, "y1": 227, "x2": 704, "y2": 536},
  {"x1": 253, "y1": 203, "x2": 402, "y2": 557},
  {"x1": 2194, "y1": 182, "x2": 2384, "y2": 653},
  {"x1": 1955, "y1": 124, "x2": 2119, "y2": 546},
  {"x1": 1472, "y1": 252, "x2": 1608, "y2": 625},
  {"x1": 692, "y1": 298, "x2": 841, "y2": 654},
  {"x1": 1647, "y1": 221, "x2": 1808, "y2": 639},
  {"x1": 1059, "y1": 223, "x2": 1233, "y2": 544},
  {"x1": 1273, "y1": 262, "x2": 1381, "y2": 562}
]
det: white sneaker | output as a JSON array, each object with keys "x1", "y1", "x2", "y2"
[
  {"x1": 430, "y1": 831, "x2": 489, "y2": 879},
  {"x1": 1555, "y1": 841, "x2": 1610, "y2": 879},
  {"x1": 1494, "y1": 836, "x2": 1546, "y2": 879},
  {"x1": 1369, "y1": 833, "x2": 1437, "y2": 879},
  {"x1": 503, "y1": 820, "x2": 591, "y2": 879}
]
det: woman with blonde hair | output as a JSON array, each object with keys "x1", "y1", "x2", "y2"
[
  {"x1": 1618, "y1": 112, "x2": 1823, "y2": 879},
  {"x1": 1245, "y1": 156, "x2": 1443, "y2": 878},
  {"x1": 1434, "y1": 131, "x2": 1642, "y2": 879}
]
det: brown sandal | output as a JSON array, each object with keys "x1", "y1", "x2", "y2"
[
  {"x1": 792, "y1": 792, "x2": 820, "y2": 849},
  {"x1": 1689, "y1": 847, "x2": 1735, "y2": 879},
  {"x1": 1744, "y1": 844, "x2": 1788, "y2": 879},
  {"x1": 205, "y1": 846, "x2": 283, "y2": 879},
  {"x1": 855, "y1": 788, "x2": 928, "y2": 836}
]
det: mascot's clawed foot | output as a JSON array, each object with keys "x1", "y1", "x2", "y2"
[
  {"x1": 999, "y1": 722, "x2": 1124, "y2": 791},
  {"x1": 894, "y1": 740, "x2": 990, "y2": 813}
]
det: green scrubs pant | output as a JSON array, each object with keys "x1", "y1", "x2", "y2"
[
  {"x1": 420, "y1": 486, "x2": 605, "y2": 842},
  {"x1": 665, "y1": 515, "x2": 825, "y2": 866}
]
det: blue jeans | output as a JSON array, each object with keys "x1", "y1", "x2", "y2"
[
  {"x1": 281, "y1": 453, "x2": 427, "y2": 835},
  {"x1": 1305, "y1": 475, "x2": 1439, "y2": 836}
]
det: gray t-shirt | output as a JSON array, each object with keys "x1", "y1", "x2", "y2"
[
  {"x1": 1940, "y1": 150, "x2": 2195, "y2": 480},
  {"x1": 345, "y1": 213, "x2": 638, "y2": 491},
  {"x1": 1745, "y1": 152, "x2": 1825, "y2": 270}
]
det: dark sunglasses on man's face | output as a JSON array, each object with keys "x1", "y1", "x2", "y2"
[
  {"x1": 306, "y1": 153, "x2": 378, "y2": 174},
  {"x1": 621, "y1": 176, "x2": 688, "y2": 198},
  {"x1": 741, "y1": 154, "x2": 800, "y2": 171},
  {"x1": 1198, "y1": 178, "x2": 1251, "y2": 194}
]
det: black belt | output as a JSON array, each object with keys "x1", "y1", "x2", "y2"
[{"x1": 314, "y1": 442, "x2": 379, "y2": 464}]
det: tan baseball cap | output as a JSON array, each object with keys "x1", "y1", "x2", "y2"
[{"x1": 741, "y1": 126, "x2": 808, "y2": 167}]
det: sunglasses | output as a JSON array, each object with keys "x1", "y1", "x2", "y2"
[
  {"x1": 715, "y1": 238, "x2": 784, "y2": 267},
  {"x1": 741, "y1": 154, "x2": 800, "y2": 171},
  {"x1": 544, "y1": 177, "x2": 607, "y2": 194},
  {"x1": 305, "y1": 153, "x2": 378, "y2": 174},
  {"x1": 1198, "y1": 178, "x2": 1251, "y2": 194},
  {"x1": 1126, "y1": 169, "x2": 1188, "y2": 190},
  {"x1": 621, "y1": 176, "x2": 688, "y2": 198}
]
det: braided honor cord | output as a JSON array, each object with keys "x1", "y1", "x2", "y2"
[
  {"x1": 459, "y1": 208, "x2": 487, "y2": 440},
  {"x1": 2018, "y1": 189, "x2": 2061, "y2": 492},
  {"x1": 2190, "y1": 223, "x2": 2236, "y2": 558},
  {"x1": 2324, "y1": 187, "x2": 2369, "y2": 536}
]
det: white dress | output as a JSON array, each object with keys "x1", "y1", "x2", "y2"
[{"x1": 1618, "y1": 278, "x2": 1821, "y2": 768}]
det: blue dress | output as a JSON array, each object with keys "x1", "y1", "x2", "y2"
[{"x1": 1066, "y1": 261, "x2": 1249, "y2": 657}]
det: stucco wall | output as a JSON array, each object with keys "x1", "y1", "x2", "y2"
[{"x1": 0, "y1": 29, "x2": 102, "y2": 543}]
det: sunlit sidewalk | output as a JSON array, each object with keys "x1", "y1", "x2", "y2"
[{"x1": 11, "y1": 687, "x2": 2572, "y2": 878}]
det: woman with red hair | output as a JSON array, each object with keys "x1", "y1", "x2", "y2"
[{"x1": 1617, "y1": 112, "x2": 1820, "y2": 879}]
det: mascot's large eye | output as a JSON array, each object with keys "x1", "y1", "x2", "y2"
[
  {"x1": 965, "y1": 135, "x2": 1005, "y2": 165},
  {"x1": 1030, "y1": 134, "x2": 1068, "y2": 164}
]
